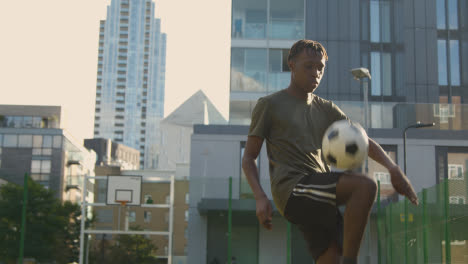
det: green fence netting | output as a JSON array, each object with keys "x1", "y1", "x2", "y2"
[{"x1": 373, "y1": 179, "x2": 468, "y2": 264}]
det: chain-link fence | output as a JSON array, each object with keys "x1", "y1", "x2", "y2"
[{"x1": 371, "y1": 179, "x2": 468, "y2": 264}]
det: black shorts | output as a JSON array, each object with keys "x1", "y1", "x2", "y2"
[{"x1": 283, "y1": 172, "x2": 344, "y2": 261}]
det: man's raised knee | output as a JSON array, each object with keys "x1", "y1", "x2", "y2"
[{"x1": 361, "y1": 176, "x2": 377, "y2": 200}]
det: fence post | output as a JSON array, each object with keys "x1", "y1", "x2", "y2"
[
  {"x1": 228, "y1": 177, "x2": 232, "y2": 264},
  {"x1": 422, "y1": 189, "x2": 428, "y2": 264},
  {"x1": 377, "y1": 180, "x2": 381, "y2": 264},
  {"x1": 19, "y1": 173, "x2": 29, "y2": 264},
  {"x1": 287, "y1": 222, "x2": 291, "y2": 264},
  {"x1": 389, "y1": 204, "x2": 393, "y2": 264},
  {"x1": 404, "y1": 198, "x2": 408, "y2": 264},
  {"x1": 444, "y1": 179, "x2": 451, "y2": 264}
]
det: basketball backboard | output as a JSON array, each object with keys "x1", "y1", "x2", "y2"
[{"x1": 106, "y1": 175, "x2": 142, "y2": 206}]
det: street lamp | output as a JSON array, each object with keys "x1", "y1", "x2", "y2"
[
  {"x1": 402, "y1": 121, "x2": 434, "y2": 264},
  {"x1": 351, "y1": 68, "x2": 372, "y2": 130},
  {"x1": 351, "y1": 68, "x2": 372, "y2": 263},
  {"x1": 403, "y1": 121, "x2": 435, "y2": 174}
]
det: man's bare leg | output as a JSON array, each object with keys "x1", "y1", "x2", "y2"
[
  {"x1": 316, "y1": 240, "x2": 341, "y2": 264},
  {"x1": 336, "y1": 173, "x2": 377, "y2": 261}
]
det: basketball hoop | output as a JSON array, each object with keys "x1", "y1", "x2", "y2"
[{"x1": 116, "y1": 200, "x2": 129, "y2": 207}]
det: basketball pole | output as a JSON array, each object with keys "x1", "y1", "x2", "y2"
[
  {"x1": 19, "y1": 173, "x2": 29, "y2": 264},
  {"x1": 228, "y1": 177, "x2": 232, "y2": 264}
]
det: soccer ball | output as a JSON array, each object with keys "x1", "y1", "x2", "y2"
[{"x1": 321, "y1": 120, "x2": 368, "y2": 170}]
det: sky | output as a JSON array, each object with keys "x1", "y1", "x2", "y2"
[{"x1": 0, "y1": 0, "x2": 231, "y2": 143}]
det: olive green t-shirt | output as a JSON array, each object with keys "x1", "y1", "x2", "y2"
[{"x1": 248, "y1": 90, "x2": 347, "y2": 216}]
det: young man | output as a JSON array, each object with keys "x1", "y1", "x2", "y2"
[{"x1": 242, "y1": 39, "x2": 418, "y2": 264}]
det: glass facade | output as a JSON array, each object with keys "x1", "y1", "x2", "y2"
[
  {"x1": 0, "y1": 115, "x2": 58, "y2": 129},
  {"x1": 230, "y1": 0, "x2": 303, "y2": 121},
  {"x1": 370, "y1": 0, "x2": 391, "y2": 43},
  {"x1": 94, "y1": 0, "x2": 166, "y2": 169},
  {"x1": 269, "y1": 0, "x2": 304, "y2": 39},
  {"x1": 367, "y1": 0, "x2": 395, "y2": 99},
  {"x1": 232, "y1": 0, "x2": 304, "y2": 40},
  {"x1": 436, "y1": 0, "x2": 465, "y2": 102}
]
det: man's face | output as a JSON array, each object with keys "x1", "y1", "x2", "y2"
[{"x1": 289, "y1": 49, "x2": 326, "y2": 93}]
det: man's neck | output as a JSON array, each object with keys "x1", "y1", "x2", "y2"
[
  {"x1": 286, "y1": 85, "x2": 308, "y2": 100},
  {"x1": 286, "y1": 85, "x2": 313, "y2": 104}
]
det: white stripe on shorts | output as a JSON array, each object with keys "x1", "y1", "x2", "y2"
[
  {"x1": 296, "y1": 183, "x2": 337, "y2": 189},
  {"x1": 293, "y1": 187, "x2": 336, "y2": 200},
  {"x1": 292, "y1": 193, "x2": 336, "y2": 206}
]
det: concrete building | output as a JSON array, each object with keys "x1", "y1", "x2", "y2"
[
  {"x1": 0, "y1": 105, "x2": 95, "y2": 203},
  {"x1": 158, "y1": 90, "x2": 227, "y2": 170},
  {"x1": 84, "y1": 138, "x2": 140, "y2": 170},
  {"x1": 93, "y1": 0, "x2": 167, "y2": 169}
]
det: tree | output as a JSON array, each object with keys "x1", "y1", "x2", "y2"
[
  {"x1": 0, "y1": 178, "x2": 86, "y2": 263},
  {"x1": 89, "y1": 226, "x2": 158, "y2": 264}
]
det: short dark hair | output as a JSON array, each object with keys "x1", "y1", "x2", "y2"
[{"x1": 287, "y1": 39, "x2": 328, "y2": 63}]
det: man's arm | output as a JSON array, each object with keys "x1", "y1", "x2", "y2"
[
  {"x1": 368, "y1": 138, "x2": 419, "y2": 205},
  {"x1": 242, "y1": 135, "x2": 273, "y2": 230}
]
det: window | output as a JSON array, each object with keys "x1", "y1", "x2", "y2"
[
  {"x1": 269, "y1": 0, "x2": 304, "y2": 39},
  {"x1": 449, "y1": 196, "x2": 465, "y2": 204},
  {"x1": 144, "y1": 211, "x2": 152, "y2": 223},
  {"x1": 144, "y1": 194, "x2": 153, "y2": 204},
  {"x1": 128, "y1": 211, "x2": 136, "y2": 222},
  {"x1": 185, "y1": 193, "x2": 189, "y2": 204},
  {"x1": 42, "y1": 136, "x2": 52, "y2": 148},
  {"x1": 33, "y1": 135, "x2": 42, "y2": 148},
  {"x1": 436, "y1": 0, "x2": 462, "y2": 101},
  {"x1": 4, "y1": 135, "x2": 17, "y2": 147},
  {"x1": 53, "y1": 136, "x2": 62, "y2": 148},
  {"x1": 97, "y1": 179, "x2": 107, "y2": 203},
  {"x1": 231, "y1": 48, "x2": 268, "y2": 93},
  {"x1": 232, "y1": 0, "x2": 267, "y2": 39},
  {"x1": 436, "y1": 147, "x2": 468, "y2": 183},
  {"x1": 374, "y1": 172, "x2": 391, "y2": 184},
  {"x1": 448, "y1": 164, "x2": 464, "y2": 180},
  {"x1": 97, "y1": 209, "x2": 113, "y2": 223},
  {"x1": 18, "y1": 135, "x2": 32, "y2": 148},
  {"x1": 165, "y1": 195, "x2": 170, "y2": 204},
  {"x1": 268, "y1": 49, "x2": 291, "y2": 92},
  {"x1": 370, "y1": 0, "x2": 391, "y2": 43},
  {"x1": 438, "y1": 40, "x2": 448, "y2": 85},
  {"x1": 31, "y1": 160, "x2": 41, "y2": 173},
  {"x1": 370, "y1": 52, "x2": 392, "y2": 96},
  {"x1": 437, "y1": 0, "x2": 446, "y2": 29},
  {"x1": 31, "y1": 160, "x2": 51, "y2": 174},
  {"x1": 31, "y1": 174, "x2": 49, "y2": 181},
  {"x1": 185, "y1": 210, "x2": 189, "y2": 222},
  {"x1": 231, "y1": 0, "x2": 304, "y2": 40}
]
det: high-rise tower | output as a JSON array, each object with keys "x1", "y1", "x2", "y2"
[{"x1": 94, "y1": 0, "x2": 166, "y2": 169}]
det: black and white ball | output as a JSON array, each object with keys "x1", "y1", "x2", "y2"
[{"x1": 322, "y1": 120, "x2": 369, "y2": 170}]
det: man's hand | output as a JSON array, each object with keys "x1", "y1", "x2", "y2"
[
  {"x1": 389, "y1": 165, "x2": 419, "y2": 205},
  {"x1": 256, "y1": 195, "x2": 273, "y2": 230}
]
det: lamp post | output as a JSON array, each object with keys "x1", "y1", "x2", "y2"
[
  {"x1": 402, "y1": 121, "x2": 434, "y2": 264},
  {"x1": 351, "y1": 67, "x2": 372, "y2": 131},
  {"x1": 351, "y1": 67, "x2": 371, "y2": 264}
]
